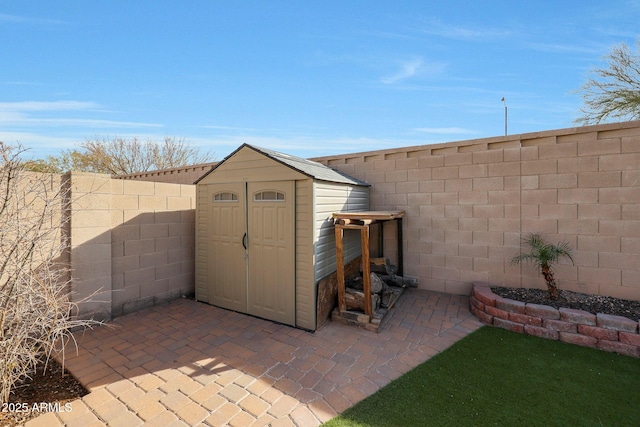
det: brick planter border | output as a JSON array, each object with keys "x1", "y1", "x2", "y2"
[{"x1": 470, "y1": 282, "x2": 640, "y2": 358}]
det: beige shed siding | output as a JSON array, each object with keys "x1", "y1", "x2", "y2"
[
  {"x1": 295, "y1": 180, "x2": 315, "y2": 330},
  {"x1": 195, "y1": 145, "x2": 370, "y2": 330},
  {"x1": 342, "y1": 186, "x2": 370, "y2": 263},
  {"x1": 313, "y1": 182, "x2": 370, "y2": 281},
  {"x1": 195, "y1": 146, "x2": 319, "y2": 329},
  {"x1": 195, "y1": 183, "x2": 210, "y2": 303},
  {"x1": 345, "y1": 186, "x2": 369, "y2": 211},
  {"x1": 198, "y1": 147, "x2": 307, "y2": 184}
]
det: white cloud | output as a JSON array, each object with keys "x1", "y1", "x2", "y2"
[
  {"x1": 380, "y1": 57, "x2": 446, "y2": 84},
  {"x1": 0, "y1": 131, "x2": 79, "y2": 151},
  {"x1": 0, "y1": 101, "x2": 101, "y2": 112},
  {"x1": 0, "y1": 100, "x2": 162, "y2": 129},
  {"x1": 419, "y1": 19, "x2": 515, "y2": 41},
  {"x1": 9, "y1": 117, "x2": 163, "y2": 128},
  {"x1": 0, "y1": 112, "x2": 162, "y2": 129},
  {"x1": 0, "y1": 100, "x2": 165, "y2": 157},
  {"x1": 525, "y1": 42, "x2": 603, "y2": 55},
  {"x1": 0, "y1": 80, "x2": 42, "y2": 86},
  {"x1": 381, "y1": 58, "x2": 423, "y2": 84},
  {"x1": 0, "y1": 13, "x2": 65, "y2": 25}
]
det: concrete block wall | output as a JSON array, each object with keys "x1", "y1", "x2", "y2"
[
  {"x1": 63, "y1": 173, "x2": 196, "y2": 320},
  {"x1": 116, "y1": 162, "x2": 217, "y2": 185},
  {"x1": 7, "y1": 172, "x2": 73, "y2": 310},
  {"x1": 311, "y1": 121, "x2": 640, "y2": 301},
  {"x1": 67, "y1": 173, "x2": 113, "y2": 321},
  {"x1": 109, "y1": 179, "x2": 195, "y2": 317}
]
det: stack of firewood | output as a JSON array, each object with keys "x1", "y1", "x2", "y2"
[{"x1": 344, "y1": 258, "x2": 417, "y2": 312}]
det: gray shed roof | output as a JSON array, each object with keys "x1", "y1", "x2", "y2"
[{"x1": 195, "y1": 143, "x2": 369, "y2": 186}]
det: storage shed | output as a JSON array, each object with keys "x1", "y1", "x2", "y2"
[{"x1": 195, "y1": 144, "x2": 369, "y2": 330}]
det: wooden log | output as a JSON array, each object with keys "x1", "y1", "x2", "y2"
[
  {"x1": 379, "y1": 274, "x2": 418, "y2": 288},
  {"x1": 347, "y1": 273, "x2": 387, "y2": 294},
  {"x1": 344, "y1": 288, "x2": 380, "y2": 312},
  {"x1": 316, "y1": 256, "x2": 362, "y2": 328},
  {"x1": 363, "y1": 257, "x2": 392, "y2": 275},
  {"x1": 370, "y1": 272, "x2": 386, "y2": 294},
  {"x1": 344, "y1": 288, "x2": 365, "y2": 310}
]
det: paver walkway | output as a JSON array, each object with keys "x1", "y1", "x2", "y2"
[{"x1": 26, "y1": 289, "x2": 482, "y2": 426}]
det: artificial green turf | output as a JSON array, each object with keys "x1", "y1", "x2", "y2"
[{"x1": 323, "y1": 326, "x2": 640, "y2": 427}]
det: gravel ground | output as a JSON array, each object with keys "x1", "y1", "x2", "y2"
[
  {"x1": 0, "y1": 358, "x2": 87, "y2": 427},
  {"x1": 491, "y1": 287, "x2": 640, "y2": 322}
]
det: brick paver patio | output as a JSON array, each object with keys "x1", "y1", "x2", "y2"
[{"x1": 26, "y1": 289, "x2": 482, "y2": 426}]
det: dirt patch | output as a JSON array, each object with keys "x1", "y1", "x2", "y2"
[
  {"x1": 0, "y1": 358, "x2": 88, "y2": 427},
  {"x1": 491, "y1": 287, "x2": 640, "y2": 322}
]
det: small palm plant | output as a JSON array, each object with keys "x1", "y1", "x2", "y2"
[{"x1": 511, "y1": 233, "x2": 574, "y2": 300}]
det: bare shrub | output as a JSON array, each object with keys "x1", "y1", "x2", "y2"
[
  {"x1": 0, "y1": 142, "x2": 102, "y2": 403},
  {"x1": 575, "y1": 41, "x2": 640, "y2": 125},
  {"x1": 31, "y1": 136, "x2": 214, "y2": 175}
]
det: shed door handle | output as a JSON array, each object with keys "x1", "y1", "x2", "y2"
[{"x1": 242, "y1": 232, "x2": 247, "y2": 250}]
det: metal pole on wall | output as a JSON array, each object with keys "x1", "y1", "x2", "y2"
[{"x1": 501, "y1": 97, "x2": 508, "y2": 136}]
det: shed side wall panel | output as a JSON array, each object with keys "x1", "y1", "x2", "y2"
[
  {"x1": 346, "y1": 186, "x2": 370, "y2": 213},
  {"x1": 195, "y1": 183, "x2": 209, "y2": 302},
  {"x1": 295, "y1": 180, "x2": 315, "y2": 330},
  {"x1": 313, "y1": 182, "x2": 369, "y2": 281}
]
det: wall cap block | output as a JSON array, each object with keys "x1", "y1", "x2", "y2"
[
  {"x1": 525, "y1": 304, "x2": 560, "y2": 320},
  {"x1": 597, "y1": 313, "x2": 639, "y2": 333},
  {"x1": 559, "y1": 307, "x2": 596, "y2": 326},
  {"x1": 496, "y1": 297, "x2": 526, "y2": 314}
]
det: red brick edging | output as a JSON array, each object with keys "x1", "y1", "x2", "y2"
[{"x1": 470, "y1": 283, "x2": 640, "y2": 358}]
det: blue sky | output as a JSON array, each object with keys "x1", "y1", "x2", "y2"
[{"x1": 2, "y1": 1, "x2": 639, "y2": 161}]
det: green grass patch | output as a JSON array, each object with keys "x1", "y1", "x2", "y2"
[{"x1": 323, "y1": 326, "x2": 640, "y2": 427}]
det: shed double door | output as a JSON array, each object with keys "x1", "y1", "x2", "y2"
[{"x1": 208, "y1": 181, "x2": 295, "y2": 326}]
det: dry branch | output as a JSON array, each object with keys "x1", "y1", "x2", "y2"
[{"x1": 0, "y1": 142, "x2": 103, "y2": 403}]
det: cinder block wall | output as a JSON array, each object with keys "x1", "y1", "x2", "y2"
[
  {"x1": 67, "y1": 173, "x2": 113, "y2": 321},
  {"x1": 116, "y1": 162, "x2": 217, "y2": 185},
  {"x1": 66, "y1": 173, "x2": 195, "y2": 320},
  {"x1": 311, "y1": 121, "x2": 640, "y2": 301},
  {"x1": 109, "y1": 178, "x2": 195, "y2": 317}
]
